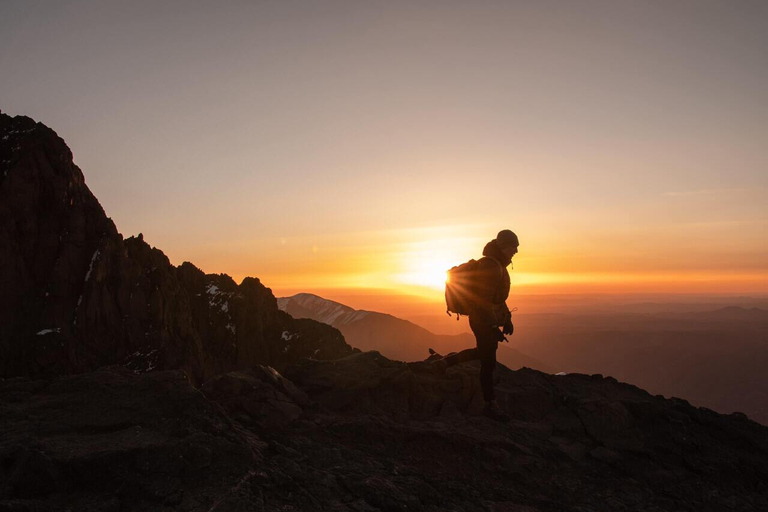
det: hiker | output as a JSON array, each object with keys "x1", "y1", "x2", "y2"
[{"x1": 433, "y1": 229, "x2": 518, "y2": 422}]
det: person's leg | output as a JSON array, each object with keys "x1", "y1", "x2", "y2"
[
  {"x1": 477, "y1": 337, "x2": 498, "y2": 401},
  {"x1": 469, "y1": 316, "x2": 500, "y2": 402}
]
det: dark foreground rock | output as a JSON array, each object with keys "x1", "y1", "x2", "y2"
[
  {"x1": 3, "y1": 353, "x2": 767, "y2": 512},
  {"x1": 0, "y1": 367, "x2": 264, "y2": 512}
]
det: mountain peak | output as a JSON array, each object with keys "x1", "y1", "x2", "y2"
[
  {"x1": 278, "y1": 293, "x2": 370, "y2": 326},
  {"x1": 0, "y1": 113, "x2": 356, "y2": 381}
]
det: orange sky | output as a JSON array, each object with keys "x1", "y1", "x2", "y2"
[
  {"x1": 2, "y1": 1, "x2": 766, "y2": 304},
  {"x1": 189, "y1": 219, "x2": 768, "y2": 300}
]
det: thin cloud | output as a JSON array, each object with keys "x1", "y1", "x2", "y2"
[{"x1": 661, "y1": 188, "x2": 748, "y2": 197}]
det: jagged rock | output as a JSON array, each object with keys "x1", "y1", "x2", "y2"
[
  {"x1": 0, "y1": 113, "x2": 356, "y2": 383},
  {"x1": 201, "y1": 366, "x2": 311, "y2": 428}
]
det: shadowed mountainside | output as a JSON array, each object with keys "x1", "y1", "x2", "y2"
[{"x1": 0, "y1": 113, "x2": 355, "y2": 383}]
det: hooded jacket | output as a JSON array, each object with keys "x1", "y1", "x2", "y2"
[{"x1": 469, "y1": 240, "x2": 512, "y2": 327}]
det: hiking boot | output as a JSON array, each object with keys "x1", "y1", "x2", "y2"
[
  {"x1": 428, "y1": 358, "x2": 448, "y2": 375},
  {"x1": 483, "y1": 400, "x2": 510, "y2": 422}
]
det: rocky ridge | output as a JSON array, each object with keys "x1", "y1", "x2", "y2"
[{"x1": 3, "y1": 352, "x2": 768, "y2": 511}]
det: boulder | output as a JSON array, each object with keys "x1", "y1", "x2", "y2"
[{"x1": 202, "y1": 366, "x2": 311, "y2": 428}]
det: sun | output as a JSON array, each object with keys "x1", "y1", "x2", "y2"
[
  {"x1": 387, "y1": 232, "x2": 481, "y2": 294},
  {"x1": 395, "y1": 254, "x2": 456, "y2": 291}
]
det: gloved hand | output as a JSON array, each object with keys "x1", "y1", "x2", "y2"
[{"x1": 502, "y1": 319, "x2": 514, "y2": 336}]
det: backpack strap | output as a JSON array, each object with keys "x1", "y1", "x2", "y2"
[
  {"x1": 480, "y1": 256, "x2": 505, "y2": 279},
  {"x1": 481, "y1": 256, "x2": 508, "y2": 313}
]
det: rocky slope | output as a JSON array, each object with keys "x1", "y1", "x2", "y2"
[
  {"x1": 0, "y1": 113, "x2": 355, "y2": 383},
  {"x1": 2, "y1": 352, "x2": 768, "y2": 511}
]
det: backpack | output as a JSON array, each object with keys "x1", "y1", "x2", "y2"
[{"x1": 445, "y1": 258, "x2": 503, "y2": 320}]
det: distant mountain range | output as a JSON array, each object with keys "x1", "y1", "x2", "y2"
[
  {"x1": 679, "y1": 306, "x2": 768, "y2": 322},
  {"x1": 278, "y1": 293, "x2": 553, "y2": 372},
  {"x1": 510, "y1": 307, "x2": 768, "y2": 425}
]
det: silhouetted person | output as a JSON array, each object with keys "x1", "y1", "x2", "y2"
[{"x1": 432, "y1": 229, "x2": 518, "y2": 422}]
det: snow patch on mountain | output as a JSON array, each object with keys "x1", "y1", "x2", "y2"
[
  {"x1": 277, "y1": 293, "x2": 371, "y2": 327},
  {"x1": 84, "y1": 249, "x2": 100, "y2": 281}
]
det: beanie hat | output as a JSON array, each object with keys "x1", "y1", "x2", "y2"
[{"x1": 495, "y1": 229, "x2": 519, "y2": 250}]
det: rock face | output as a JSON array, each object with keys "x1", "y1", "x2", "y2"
[
  {"x1": 0, "y1": 113, "x2": 356, "y2": 382},
  {"x1": 2, "y1": 355, "x2": 768, "y2": 511}
]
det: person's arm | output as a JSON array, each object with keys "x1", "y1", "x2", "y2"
[{"x1": 501, "y1": 302, "x2": 513, "y2": 335}]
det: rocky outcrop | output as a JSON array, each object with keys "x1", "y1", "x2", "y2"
[
  {"x1": 2, "y1": 354, "x2": 767, "y2": 511},
  {"x1": 0, "y1": 113, "x2": 356, "y2": 382}
]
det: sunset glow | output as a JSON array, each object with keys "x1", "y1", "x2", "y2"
[{"x1": 2, "y1": 1, "x2": 765, "y2": 314}]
